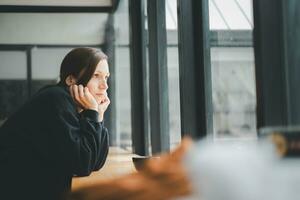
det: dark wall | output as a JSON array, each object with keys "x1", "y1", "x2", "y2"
[
  {"x1": 0, "y1": 80, "x2": 28, "y2": 120},
  {"x1": 0, "y1": 80, "x2": 57, "y2": 123}
]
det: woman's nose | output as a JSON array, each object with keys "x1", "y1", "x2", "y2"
[{"x1": 99, "y1": 81, "x2": 108, "y2": 90}]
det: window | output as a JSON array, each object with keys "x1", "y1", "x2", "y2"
[{"x1": 208, "y1": 0, "x2": 257, "y2": 139}]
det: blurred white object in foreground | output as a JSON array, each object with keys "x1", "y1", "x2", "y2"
[{"x1": 183, "y1": 139, "x2": 300, "y2": 200}]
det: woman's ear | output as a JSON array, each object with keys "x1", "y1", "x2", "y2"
[{"x1": 65, "y1": 75, "x2": 76, "y2": 86}]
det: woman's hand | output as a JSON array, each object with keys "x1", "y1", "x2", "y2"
[
  {"x1": 70, "y1": 85, "x2": 98, "y2": 112},
  {"x1": 98, "y1": 94, "x2": 110, "y2": 122}
]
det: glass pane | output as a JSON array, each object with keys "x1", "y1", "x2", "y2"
[
  {"x1": 114, "y1": 0, "x2": 132, "y2": 151},
  {"x1": 0, "y1": 51, "x2": 28, "y2": 125},
  {"x1": 32, "y1": 48, "x2": 70, "y2": 80},
  {"x1": 208, "y1": 0, "x2": 257, "y2": 139},
  {"x1": 0, "y1": 13, "x2": 108, "y2": 45},
  {"x1": 0, "y1": 51, "x2": 27, "y2": 79},
  {"x1": 166, "y1": 0, "x2": 181, "y2": 149},
  {"x1": 115, "y1": 47, "x2": 132, "y2": 150},
  {"x1": 144, "y1": 0, "x2": 152, "y2": 154},
  {"x1": 167, "y1": 47, "x2": 181, "y2": 149}
]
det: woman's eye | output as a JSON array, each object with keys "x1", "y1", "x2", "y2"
[{"x1": 94, "y1": 74, "x2": 99, "y2": 77}]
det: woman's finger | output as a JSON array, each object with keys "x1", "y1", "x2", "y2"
[
  {"x1": 104, "y1": 96, "x2": 110, "y2": 105},
  {"x1": 73, "y1": 85, "x2": 80, "y2": 102},
  {"x1": 78, "y1": 85, "x2": 85, "y2": 101},
  {"x1": 99, "y1": 96, "x2": 110, "y2": 110},
  {"x1": 69, "y1": 85, "x2": 74, "y2": 98},
  {"x1": 84, "y1": 87, "x2": 89, "y2": 96},
  {"x1": 82, "y1": 87, "x2": 98, "y2": 110},
  {"x1": 84, "y1": 87, "x2": 95, "y2": 101},
  {"x1": 83, "y1": 87, "x2": 93, "y2": 104}
]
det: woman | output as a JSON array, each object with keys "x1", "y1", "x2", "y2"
[{"x1": 0, "y1": 47, "x2": 110, "y2": 200}]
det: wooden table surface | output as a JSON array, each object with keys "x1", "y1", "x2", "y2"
[{"x1": 72, "y1": 147, "x2": 137, "y2": 191}]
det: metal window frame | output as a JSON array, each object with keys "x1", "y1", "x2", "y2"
[
  {"x1": 129, "y1": 0, "x2": 150, "y2": 155},
  {"x1": 26, "y1": 47, "x2": 32, "y2": 97},
  {"x1": 177, "y1": 0, "x2": 213, "y2": 139},
  {"x1": 281, "y1": 1, "x2": 300, "y2": 125},
  {"x1": 0, "y1": 6, "x2": 112, "y2": 12},
  {"x1": 253, "y1": 0, "x2": 300, "y2": 129},
  {"x1": 253, "y1": 0, "x2": 288, "y2": 129},
  {"x1": 0, "y1": 0, "x2": 120, "y2": 13},
  {"x1": 147, "y1": 0, "x2": 170, "y2": 153},
  {"x1": 210, "y1": 30, "x2": 253, "y2": 47}
]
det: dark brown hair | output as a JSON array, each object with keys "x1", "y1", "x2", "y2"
[{"x1": 58, "y1": 47, "x2": 108, "y2": 86}]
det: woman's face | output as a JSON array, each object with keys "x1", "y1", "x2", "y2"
[{"x1": 86, "y1": 59, "x2": 110, "y2": 104}]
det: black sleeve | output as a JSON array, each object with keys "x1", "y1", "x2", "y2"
[{"x1": 42, "y1": 90, "x2": 109, "y2": 177}]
